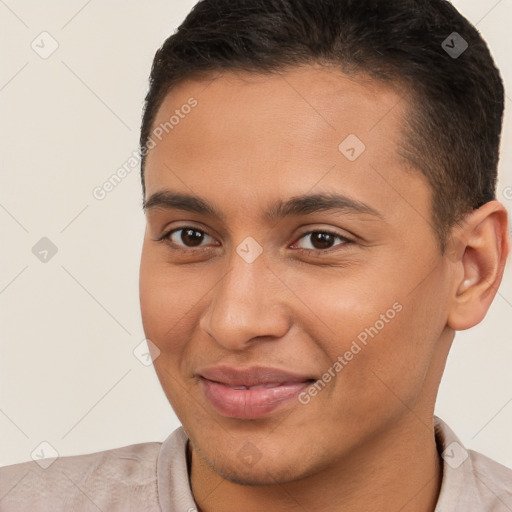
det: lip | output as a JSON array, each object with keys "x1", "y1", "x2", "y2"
[{"x1": 198, "y1": 366, "x2": 315, "y2": 419}]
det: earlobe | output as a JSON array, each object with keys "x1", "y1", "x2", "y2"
[{"x1": 447, "y1": 201, "x2": 510, "y2": 331}]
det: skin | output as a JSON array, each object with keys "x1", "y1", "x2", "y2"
[{"x1": 139, "y1": 65, "x2": 510, "y2": 512}]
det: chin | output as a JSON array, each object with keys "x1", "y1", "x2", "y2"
[
  {"x1": 216, "y1": 463, "x2": 304, "y2": 487},
  {"x1": 203, "y1": 448, "x2": 318, "y2": 487}
]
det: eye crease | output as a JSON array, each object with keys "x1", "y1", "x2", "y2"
[{"x1": 155, "y1": 227, "x2": 352, "y2": 253}]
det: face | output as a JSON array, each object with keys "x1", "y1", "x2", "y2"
[{"x1": 139, "y1": 65, "x2": 455, "y2": 485}]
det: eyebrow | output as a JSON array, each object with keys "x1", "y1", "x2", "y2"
[{"x1": 143, "y1": 189, "x2": 382, "y2": 222}]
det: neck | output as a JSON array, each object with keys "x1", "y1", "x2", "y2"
[{"x1": 189, "y1": 413, "x2": 443, "y2": 512}]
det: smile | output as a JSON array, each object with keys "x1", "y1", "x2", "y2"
[{"x1": 198, "y1": 366, "x2": 315, "y2": 419}]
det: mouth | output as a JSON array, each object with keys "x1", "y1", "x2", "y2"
[{"x1": 198, "y1": 366, "x2": 316, "y2": 419}]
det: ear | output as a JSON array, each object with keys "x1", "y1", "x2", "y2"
[{"x1": 446, "y1": 200, "x2": 510, "y2": 331}]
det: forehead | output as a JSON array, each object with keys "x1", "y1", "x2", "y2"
[
  {"x1": 148, "y1": 65, "x2": 408, "y2": 165},
  {"x1": 144, "y1": 65, "x2": 430, "y2": 228}
]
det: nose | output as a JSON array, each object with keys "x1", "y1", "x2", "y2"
[{"x1": 199, "y1": 249, "x2": 291, "y2": 351}]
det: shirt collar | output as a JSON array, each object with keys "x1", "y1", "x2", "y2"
[
  {"x1": 433, "y1": 415, "x2": 468, "y2": 511},
  {"x1": 157, "y1": 426, "x2": 196, "y2": 511}
]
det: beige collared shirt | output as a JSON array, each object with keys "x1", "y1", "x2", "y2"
[{"x1": 1, "y1": 416, "x2": 511, "y2": 511}]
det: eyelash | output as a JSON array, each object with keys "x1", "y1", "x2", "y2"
[{"x1": 155, "y1": 226, "x2": 352, "y2": 255}]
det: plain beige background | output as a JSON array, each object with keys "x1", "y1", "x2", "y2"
[{"x1": 0, "y1": 0, "x2": 511, "y2": 468}]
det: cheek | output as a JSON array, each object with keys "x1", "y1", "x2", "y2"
[
  {"x1": 337, "y1": 300, "x2": 440, "y2": 420},
  {"x1": 139, "y1": 263, "x2": 187, "y2": 376},
  {"x1": 312, "y1": 277, "x2": 439, "y2": 414},
  {"x1": 139, "y1": 246, "x2": 198, "y2": 342},
  {"x1": 139, "y1": 261, "x2": 167, "y2": 341}
]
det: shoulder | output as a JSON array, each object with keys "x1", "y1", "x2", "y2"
[
  {"x1": 465, "y1": 448, "x2": 512, "y2": 509},
  {"x1": 434, "y1": 416, "x2": 512, "y2": 511},
  {"x1": 0, "y1": 441, "x2": 162, "y2": 512}
]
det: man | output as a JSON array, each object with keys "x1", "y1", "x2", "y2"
[{"x1": 1, "y1": 0, "x2": 511, "y2": 510}]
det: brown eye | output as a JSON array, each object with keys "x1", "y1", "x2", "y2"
[
  {"x1": 165, "y1": 228, "x2": 214, "y2": 248},
  {"x1": 294, "y1": 231, "x2": 349, "y2": 252},
  {"x1": 180, "y1": 228, "x2": 205, "y2": 247}
]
